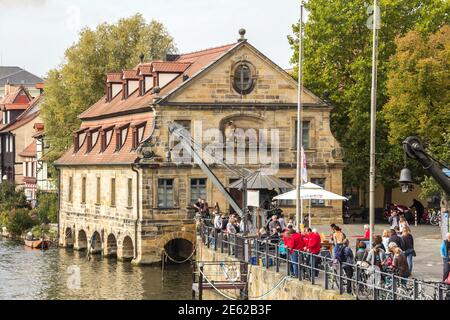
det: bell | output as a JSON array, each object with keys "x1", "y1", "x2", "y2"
[
  {"x1": 399, "y1": 168, "x2": 412, "y2": 184},
  {"x1": 399, "y1": 167, "x2": 413, "y2": 193}
]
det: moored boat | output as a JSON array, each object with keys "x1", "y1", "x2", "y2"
[{"x1": 24, "y1": 239, "x2": 49, "y2": 249}]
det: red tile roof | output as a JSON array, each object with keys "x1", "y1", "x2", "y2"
[
  {"x1": 122, "y1": 70, "x2": 140, "y2": 80},
  {"x1": 137, "y1": 65, "x2": 152, "y2": 75},
  {"x1": 106, "y1": 73, "x2": 123, "y2": 83},
  {"x1": 152, "y1": 62, "x2": 191, "y2": 73},
  {"x1": 19, "y1": 140, "x2": 36, "y2": 158},
  {"x1": 79, "y1": 43, "x2": 238, "y2": 120},
  {"x1": 55, "y1": 112, "x2": 154, "y2": 166}
]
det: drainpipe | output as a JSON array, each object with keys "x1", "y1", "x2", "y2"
[
  {"x1": 56, "y1": 166, "x2": 61, "y2": 246},
  {"x1": 131, "y1": 164, "x2": 140, "y2": 259}
]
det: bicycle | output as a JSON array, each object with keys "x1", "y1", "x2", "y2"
[{"x1": 428, "y1": 208, "x2": 441, "y2": 226}]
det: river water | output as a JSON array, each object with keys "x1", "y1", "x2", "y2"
[{"x1": 0, "y1": 237, "x2": 192, "y2": 300}]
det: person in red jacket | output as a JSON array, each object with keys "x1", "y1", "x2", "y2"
[
  {"x1": 302, "y1": 228, "x2": 310, "y2": 251},
  {"x1": 305, "y1": 228, "x2": 322, "y2": 277},
  {"x1": 284, "y1": 225, "x2": 304, "y2": 277}
]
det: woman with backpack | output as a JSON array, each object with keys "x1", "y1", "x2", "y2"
[
  {"x1": 341, "y1": 239, "x2": 354, "y2": 294},
  {"x1": 366, "y1": 244, "x2": 385, "y2": 269}
]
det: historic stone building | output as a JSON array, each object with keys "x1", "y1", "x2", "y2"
[{"x1": 55, "y1": 31, "x2": 344, "y2": 264}]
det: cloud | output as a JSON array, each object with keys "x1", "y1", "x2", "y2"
[{"x1": 0, "y1": 0, "x2": 47, "y2": 7}]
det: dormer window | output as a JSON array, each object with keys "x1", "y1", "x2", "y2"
[
  {"x1": 132, "y1": 122, "x2": 146, "y2": 149},
  {"x1": 128, "y1": 80, "x2": 139, "y2": 95},
  {"x1": 115, "y1": 124, "x2": 129, "y2": 151},
  {"x1": 73, "y1": 128, "x2": 88, "y2": 153},
  {"x1": 106, "y1": 73, "x2": 123, "y2": 102},
  {"x1": 144, "y1": 76, "x2": 153, "y2": 94},
  {"x1": 100, "y1": 126, "x2": 114, "y2": 152},
  {"x1": 86, "y1": 127, "x2": 100, "y2": 152}
]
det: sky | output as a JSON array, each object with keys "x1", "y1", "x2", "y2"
[{"x1": 0, "y1": 0, "x2": 302, "y2": 78}]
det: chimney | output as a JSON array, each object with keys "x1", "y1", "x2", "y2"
[{"x1": 5, "y1": 81, "x2": 13, "y2": 95}]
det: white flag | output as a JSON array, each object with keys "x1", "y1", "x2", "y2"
[{"x1": 301, "y1": 146, "x2": 307, "y2": 183}]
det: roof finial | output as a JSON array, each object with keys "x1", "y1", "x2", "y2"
[
  {"x1": 238, "y1": 28, "x2": 246, "y2": 42},
  {"x1": 139, "y1": 52, "x2": 145, "y2": 64}
]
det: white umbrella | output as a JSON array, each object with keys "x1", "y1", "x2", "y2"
[{"x1": 273, "y1": 183, "x2": 347, "y2": 227}]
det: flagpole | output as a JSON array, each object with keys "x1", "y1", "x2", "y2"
[
  {"x1": 369, "y1": 0, "x2": 379, "y2": 249},
  {"x1": 296, "y1": 1, "x2": 304, "y2": 230}
]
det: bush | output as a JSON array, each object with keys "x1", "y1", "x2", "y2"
[{"x1": 6, "y1": 208, "x2": 37, "y2": 236}]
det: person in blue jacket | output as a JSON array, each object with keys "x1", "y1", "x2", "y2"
[{"x1": 440, "y1": 233, "x2": 450, "y2": 282}]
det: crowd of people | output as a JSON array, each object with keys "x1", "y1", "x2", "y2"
[{"x1": 196, "y1": 197, "x2": 450, "y2": 291}]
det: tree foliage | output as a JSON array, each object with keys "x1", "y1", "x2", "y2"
[
  {"x1": 41, "y1": 14, "x2": 177, "y2": 168},
  {"x1": 383, "y1": 25, "x2": 449, "y2": 197},
  {"x1": 36, "y1": 191, "x2": 58, "y2": 224},
  {"x1": 288, "y1": 0, "x2": 449, "y2": 191}
]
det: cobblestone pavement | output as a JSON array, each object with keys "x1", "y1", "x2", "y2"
[{"x1": 312, "y1": 223, "x2": 444, "y2": 281}]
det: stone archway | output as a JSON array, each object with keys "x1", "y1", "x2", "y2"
[
  {"x1": 157, "y1": 231, "x2": 196, "y2": 262},
  {"x1": 89, "y1": 231, "x2": 102, "y2": 254},
  {"x1": 119, "y1": 236, "x2": 134, "y2": 261},
  {"x1": 164, "y1": 238, "x2": 195, "y2": 263},
  {"x1": 76, "y1": 229, "x2": 87, "y2": 251},
  {"x1": 105, "y1": 233, "x2": 118, "y2": 258},
  {"x1": 65, "y1": 227, "x2": 74, "y2": 248}
]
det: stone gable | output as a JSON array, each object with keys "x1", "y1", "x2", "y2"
[{"x1": 166, "y1": 43, "x2": 321, "y2": 105}]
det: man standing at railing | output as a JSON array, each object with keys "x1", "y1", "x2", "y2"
[
  {"x1": 284, "y1": 225, "x2": 304, "y2": 278},
  {"x1": 305, "y1": 228, "x2": 321, "y2": 277}
]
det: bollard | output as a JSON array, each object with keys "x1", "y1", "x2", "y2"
[
  {"x1": 324, "y1": 258, "x2": 329, "y2": 289},
  {"x1": 338, "y1": 262, "x2": 343, "y2": 294},
  {"x1": 286, "y1": 250, "x2": 290, "y2": 276},
  {"x1": 413, "y1": 278, "x2": 418, "y2": 300},
  {"x1": 255, "y1": 239, "x2": 259, "y2": 264},
  {"x1": 392, "y1": 274, "x2": 397, "y2": 300},
  {"x1": 275, "y1": 243, "x2": 279, "y2": 273},
  {"x1": 355, "y1": 264, "x2": 360, "y2": 297},
  {"x1": 310, "y1": 254, "x2": 315, "y2": 285}
]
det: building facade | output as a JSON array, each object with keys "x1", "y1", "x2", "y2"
[{"x1": 55, "y1": 33, "x2": 344, "y2": 264}]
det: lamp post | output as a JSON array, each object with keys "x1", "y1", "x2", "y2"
[{"x1": 368, "y1": 0, "x2": 379, "y2": 249}]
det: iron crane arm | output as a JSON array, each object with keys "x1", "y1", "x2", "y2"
[
  {"x1": 168, "y1": 122, "x2": 245, "y2": 217},
  {"x1": 403, "y1": 136, "x2": 450, "y2": 195}
]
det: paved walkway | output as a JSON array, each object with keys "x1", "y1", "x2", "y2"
[{"x1": 312, "y1": 223, "x2": 444, "y2": 281}]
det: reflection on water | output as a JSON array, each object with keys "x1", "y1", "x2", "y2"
[{"x1": 0, "y1": 237, "x2": 192, "y2": 300}]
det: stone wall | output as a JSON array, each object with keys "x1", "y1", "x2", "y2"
[{"x1": 197, "y1": 239, "x2": 354, "y2": 300}]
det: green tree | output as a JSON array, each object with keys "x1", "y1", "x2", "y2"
[
  {"x1": 288, "y1": 0, "x2": 449, "y2": 196},
  {"x1": 36, "y1": 191, "x2": 59, "y2": 224},
  {"x1": 0, "y1": 182, "x2": 29, "y2": 211},
  {"x1": 383, "y1": 25, "x2": 450, "y2": 201},
  {"x1": 41, "y1": 14, "x2": 177, "y2": 169}
]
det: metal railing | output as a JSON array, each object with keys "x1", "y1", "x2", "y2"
[{"x1": 199, "y1": 222, "x2": 449, "y2": 300}]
